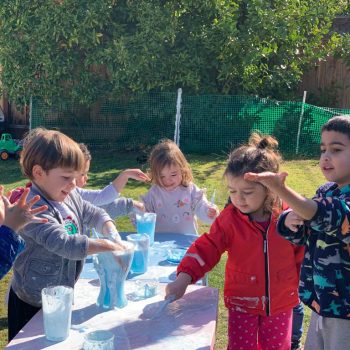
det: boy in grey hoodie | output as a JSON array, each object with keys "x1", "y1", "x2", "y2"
[{"x1": 8, "y1": 128, "x2": 125, "y2": 341}]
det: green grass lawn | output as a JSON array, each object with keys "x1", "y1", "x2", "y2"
[{"x1": 0, "y1": 151, "x2": 324, "y2": 349}]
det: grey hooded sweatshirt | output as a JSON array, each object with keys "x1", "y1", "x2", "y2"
[{"x1": 11, "y1": 183, "x2": 112, "y2": 307}]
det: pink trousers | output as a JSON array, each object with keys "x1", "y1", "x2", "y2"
[{"x1": 227, "y1": 308, "x2": 293, "y2": 350}]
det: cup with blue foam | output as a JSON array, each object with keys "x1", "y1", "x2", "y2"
[
  {"x1": 127, "y1": 233, "x2": 150, "y2": 274},
  {"x1": 93, "y1": 240, "x2": 134, "y2": 309},
  {"x1": 41, "y1": 285, "x2": 74, "y2": 342},
  {"x1": 136, "y1": 212, "x2": 156, "y2": 246}
]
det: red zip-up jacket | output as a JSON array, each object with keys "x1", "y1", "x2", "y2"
[{"x1": 177, "y1": 203, "x2": 305, "y2": 316}]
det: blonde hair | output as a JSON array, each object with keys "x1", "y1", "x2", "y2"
[
  {"x1": 224, "y1": 132, "x2": 282, "y2": 213},
  {"x1": 21, "y1": 128, "x2": 84, "y2": 179},
  {"x1": 149, "y1": 139, "x2": 193, "y2": 187}
]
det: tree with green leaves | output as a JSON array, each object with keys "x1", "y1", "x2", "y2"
[{"x1": 0, "y1": 0, "x2": 347, "y2": 105}]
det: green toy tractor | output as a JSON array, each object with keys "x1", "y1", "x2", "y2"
[{"x1": 0, "y1": 133, "x2": 22, "y2": 160}]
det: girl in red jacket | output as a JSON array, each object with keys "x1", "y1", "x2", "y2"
[{"x1": 165, "y1": 133, "x2": 304, "y2": 350}]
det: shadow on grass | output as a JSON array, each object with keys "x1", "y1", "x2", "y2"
[{"x1": 0, "y1": 317, "x2": 8, "y2": 332}]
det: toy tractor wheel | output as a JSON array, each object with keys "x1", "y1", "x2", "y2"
[{"x1": 0, "y1": 151, "x2": 9, "y2": 160}]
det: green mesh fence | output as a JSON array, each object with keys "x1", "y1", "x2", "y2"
[
  {"x1": 31, "y1": 93, "x2": 177, "y2": 150},
  {"x1": 31, "y1": 94, "x2": 350, "y2": 158}
]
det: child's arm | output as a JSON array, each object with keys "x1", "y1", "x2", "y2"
[
  {"x1": 165, "y1": 272, "x2": 192, "y2": 300},
  {"x1": 22, "y1": 216, "x2": 123, "y2": 260},
  {"x1": 77, "y1": 185, "x2": 120, "y2": 207},
  {"x1": 20, "y1": 190, "x2": 123, "y2": 260},
  {"x1": 191, "y1": 184, "x2": 219, "y2": 223},
  {"x1": 245, "y1": 172, "x2": 350, "y2": 244},
  {"x1": 277, "y1": 210, "x2": 309, "y2": 245},
  {"x1": 77, "y1": 169, "x2": 149, "y2": 207},
  {"x1": 79, "y1": 195, "x2": 127, "y2": 252},
  {"x1": 101, "y1": 197, "x2": 144, "y2": 219},
  {"x1": 79, "y1": 194, "x2": 122, "y2": 241},
  {"x1": 165, "y1": 216, "x2": 227, "y2": 301},
  {"x1": 284, "y1": 210, "x2": 305, "y2": 233},
  {"x1": 87, "y1": 237, "x2": 125, "y2": 255},
  {"x1": 112, "y1": 169, "x2": 150, "y2": 194},
  {"x1": 244, "y1": 172, "x2": 317, "y2": 220}
]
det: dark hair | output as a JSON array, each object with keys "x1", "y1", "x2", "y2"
[
  {"x1": 149, "y1": 139, "x2": 193, "y2": 187},
  {"x1": 224, "y1": 132, "x2": 281, "y2": 177},
  {"x1": 79, "y1": 143, "x2": 92, "y2": 161},
  {"x1": 321, "y1": 115, "x2": 350, "y2": 138},
  {"x1": 224, "y1": 132, "x2": 282, "y2": 213}
]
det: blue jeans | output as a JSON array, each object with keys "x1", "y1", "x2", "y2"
[{"x1": 292, "y1": 302, "x2": 304, "y2": 343}]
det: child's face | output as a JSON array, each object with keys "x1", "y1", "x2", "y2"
[
  {"x1": 159, "y1": 163, "x2": 183, "y2": 191},
  {"x1": 33, "y1": 166, "x2": 80, "y2": 202},
  {"x1": 320, "y1": 130, "x2": 350, "y2": 187},
  {"x1": 226, "y1": 174, "x2": 268, "y2": 219},
  {"x1": 76, "y1": 160, "x2": 90, "y2": 188}
]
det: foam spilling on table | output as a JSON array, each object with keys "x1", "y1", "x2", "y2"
[{"x1": 93, "y1": 241, "x2": 134, "y2": 309}]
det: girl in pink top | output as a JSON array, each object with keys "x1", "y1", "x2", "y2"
[{"x1": 141, "y1": 139, "x2": 219, "y2": 234}]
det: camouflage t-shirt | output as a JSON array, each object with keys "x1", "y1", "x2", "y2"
[{"x1": 278, "y1": 182, "x2": 350, "y2": 319}]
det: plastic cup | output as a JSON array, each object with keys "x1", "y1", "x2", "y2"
[
  {"x1": 136, "y1": 212, "x2": 156, "y2": 245},
  {"x1": 41, "y1": 285, "x2": 73, "y2": 342},
  {"x1": 167, "y1": 248, "x2": 186, "y2": 264},
  {"x1": 94, "y1": 240, "x2": 134, "y2": 309},
  {"x1": 83, "y1": 330, "x2": 114, "y2": 350},
  {"x1": 134, "y1": 279, "x2": 158, "y2": 299},
  {"x1": 127, "y1": 233, "x2": 150, "y2": 274}
]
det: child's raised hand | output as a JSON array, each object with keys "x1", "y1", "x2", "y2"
[
  {"x1": 120, "y1": 169, "x2": 150, "y2": 182},
  {"x1": 285, "y1": 211, "x2": 304, "y2": 232},
  {"x1": 2, "y1": 187, "x2": 48, "y2": 232},
  {"x1": 113, "y1": 169, "x2": 150, "y2": 193},
  {"x1": 244, "y1": 171, "x2": 288, "y2": 190},
  {"x1": 165, "y1": 272, "x2": 192, "y2": 301}
]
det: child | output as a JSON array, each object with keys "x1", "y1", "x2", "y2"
[
  {"x1": 0, "y1": 186, "x2": 48, "y2": 280},
  {"x1": 76, "y1": 143, "x2": 148, "y2": 219},
  {"x1": 244, "y1": 115, "x2": 350, "y2": 350},
  {"x1": 141, "y1": 139, "x2": 218, "y2": 234},
  {"x1": 225, "y1": 197, "x2": 305, "y2": 350},
  {"x1": 165, "y1": 133, "x2": 304, "y2": 350},
  {"x1": 8, "y1": 128, "x2": 125, "y2": 341}
]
